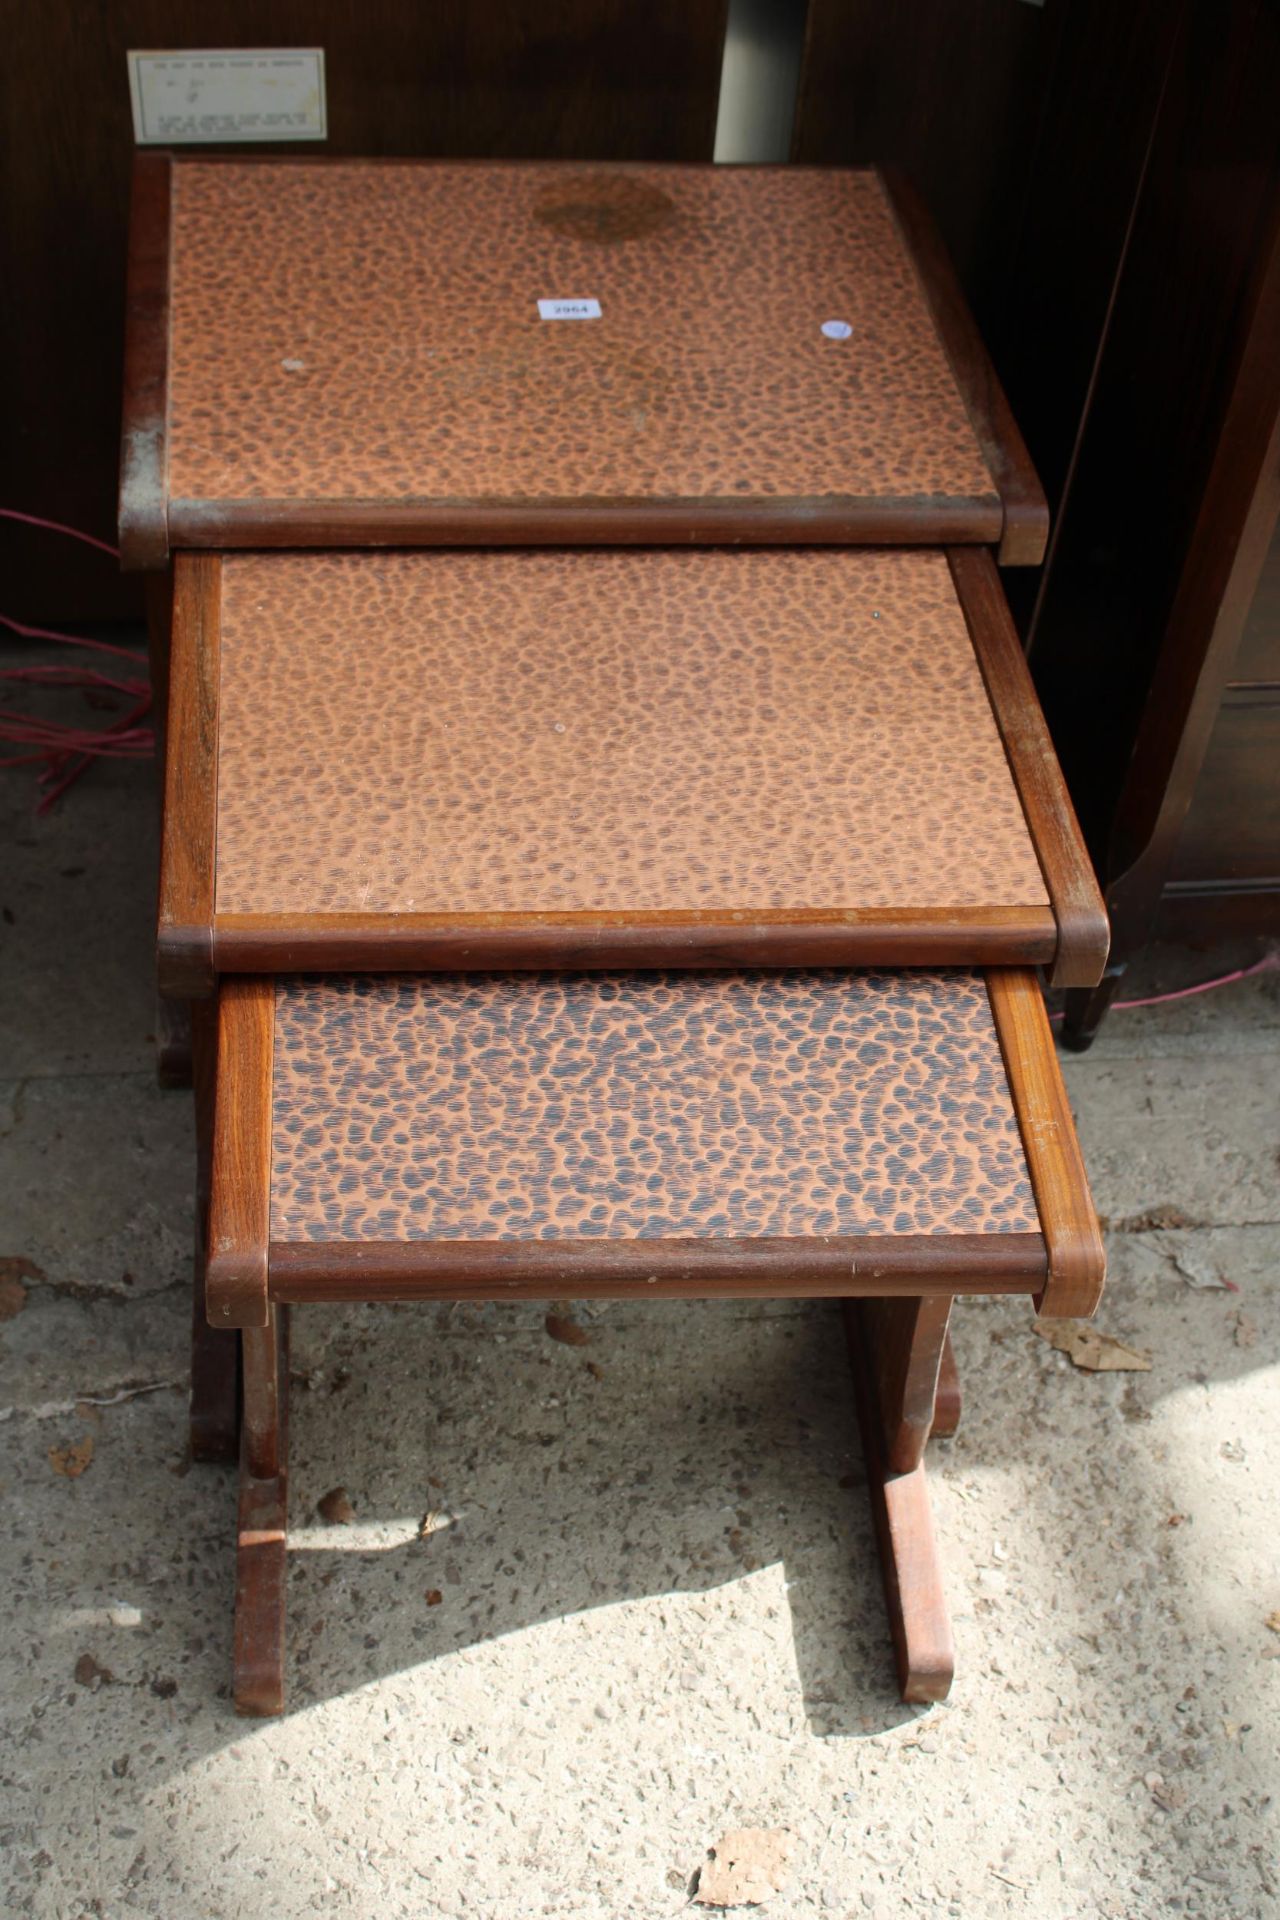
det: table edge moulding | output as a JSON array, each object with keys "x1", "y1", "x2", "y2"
[
  {"x1": 118, "y1": 152, "x2": 1047, "y2": 570},
  {"x1": 156, "y1": 548, "x2": 1105, "y2": 996}
]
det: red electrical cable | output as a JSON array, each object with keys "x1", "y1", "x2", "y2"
[
  {"x1": 1049, "y1": 950, "x2": 1279, "y2": 1020},
  {"x1": 0, "y1": 508, "x2": 120, "y2": 559},
  {"x1": 1109, "y1": 952, "x2": 1279, "y2": 1008},
  {"x1": 0, "y1": 511, "x2": 150, "y2": 808},
  {"x1": 0, "y1": 611, "x2": 146, "y2": 663}
]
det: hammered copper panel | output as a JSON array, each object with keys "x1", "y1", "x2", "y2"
[
  {"x1": 214, "y1": 548, "x2": 1047, "y2": 917},
  {"x1": 268, "y1": 970, "x2": 1038, "y2": 1244},
  {"x1": 166, "y1": 161, "x2": 998, "y2": 514}
]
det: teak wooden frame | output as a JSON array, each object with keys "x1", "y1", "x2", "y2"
[
  {"x1": 119, "y1": 153, "x2": 1046, "y2": 572},
  {"x1": 205, "y1": 964, "x2": 1102, "y2": 1715},
  {"x1": 207, "y1": 966, "x2": 1101, "y2": 1329},
  {"x1": 157, "y1": 548, "x2": 1106, "y2": 995}
]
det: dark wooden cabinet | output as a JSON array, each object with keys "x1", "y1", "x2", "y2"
[
  {"x1": 796, "y1": 0, "x2": 1280, "y2": 1039},
  {"x1": 1024, "y1": 2, "x2": 1280, "y2": 1040}
]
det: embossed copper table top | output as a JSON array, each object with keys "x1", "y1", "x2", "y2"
[
  {"x1": 209, "y1": 547, "x2": 1048, "y2": 930},
  {"x1": 269, "y1": 970, "x2": 1039, "y2": 1245},
  {"x1": 159, "y1": 160, "x2": 1000, "y2": 540}
]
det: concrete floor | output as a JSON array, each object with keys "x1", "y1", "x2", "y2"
[{"x1": 1, "y1": 742, "x2": 1278, "y2": 1919}]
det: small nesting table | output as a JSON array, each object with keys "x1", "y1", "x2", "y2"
[{"x1": 209, "y1": 966, "x2": 1101, "y2": 1715}]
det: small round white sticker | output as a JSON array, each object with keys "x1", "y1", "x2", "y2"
[{"x1": 821, "y1": 319, "x2": 852, "y2": 340}]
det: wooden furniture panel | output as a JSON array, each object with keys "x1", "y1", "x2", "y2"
[
  {"x1": 1167, "y1": 693, "x2": 1280, "y2": 887},
  {"x1": 1234, "y1": 521, "x2": 1280, "y2": 685},
  {"x1": 158, "y1": 547, "x2": 1107, "y2": 992},
  {"x1": 1056, "y1": 141, "x2": 1280, "y2": 1042},
  {"x1": 980, "y1": 0, "x2": 1180, "y2": 579},
  {"x1": 1026, "y1": 5, "x2": 1280, "y2": 848},
  {"x1": 3, "y1": 0, "x2": 729, "y2": 621},
  {"x1": 120, "y1": 157, "x2": 1051, "y2": 564},
  {"x1": 1013, "y1": 5, "x2": 1280, "y2": 1043}
]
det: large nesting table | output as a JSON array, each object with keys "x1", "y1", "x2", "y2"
[{"x1": 121, "y1": 158, "x2": 1045, "y2": 569}]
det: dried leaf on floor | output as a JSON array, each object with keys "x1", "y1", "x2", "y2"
[
  {"x1": 1034, "y1": 1321, "x2": 1151, "y2": 1372},
  {"x1": 694, "y1": 1828, "x2": 795, "y2": 1907},
  {"x1": 1264, "y1": 1611, "x2": 1280, "y2": 1635},
  {"x1": 1234, "y1": 1312, "x2": 1258, "y2": 1349},
  {"x1": 74, "y1": 1653, "x2": 112, "y2": 1687},
  {"x1": 1114, "y1": 1204, "x2": 1199, "y2": 1233},
  {"x1": 0, "y1": 1254, "x2": 45, "y2": 1284},
  {"x1": 424, "y1": 1589, "x2": 443, "y2": 1607},
  {"x1": 545, "y1": 1308, "x2": 591, "y2": 1347},
  {"x1": 0, "y1": 1255, "x2": 44, "y2": 1319},
  {"x1": 49, "y1": 1436, "x2": 95, "y2": 1478},
  {"x1": 317, "y1": 1486, "x2": 355, "y2": 1525}
]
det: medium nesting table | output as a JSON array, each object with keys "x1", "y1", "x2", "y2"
[{"x1": 159, "y1": 546, "x2": 1100, "y2": 989}]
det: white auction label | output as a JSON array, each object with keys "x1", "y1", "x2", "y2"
[
  {"x1": 537, "y1": 298, "x2": 603, "y2": 321},
  {"x1": 127, "y1": 49, "x2": 326, "y2": 144},
  {"x1": 821, "y1": 319, "x2": 853, "y2": 340}
]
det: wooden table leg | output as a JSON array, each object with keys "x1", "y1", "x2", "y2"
[
  {"x1": 844, "y1": 1297, "x2": 955, "y2": 1705},
  {"x1": 234, "y1": 1303, "x2": 290, "y2": 1717},
  {"x1": 145, "y1": 569, "x2": 196, "y2": 1092},
  {"x1": 932, "y1": 1331, "x2": 962, "y2": 1439},
  {"x1": 157, "y1": 994, "x2": 193, "y2": 1090},
  {"x1": 191, "y1": 998, "x2": 238, "y2": 1461}
]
